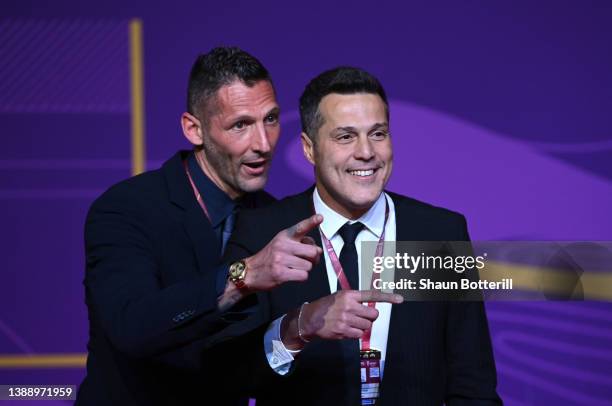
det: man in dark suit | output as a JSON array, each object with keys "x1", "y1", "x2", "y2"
[
  {"x1": 225, "y1": 67, "x2": 502, "y2": 405},
  {"x1": 77, "y1": 47, "x2": 324, "y2": 405}
]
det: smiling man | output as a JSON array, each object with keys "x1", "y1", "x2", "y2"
[
  {"x1": 303, "y1": 91, "x2": 392, "y2": 219},
  {"x1": 77, "y1": 47, "x2": 324, "y2": 406},
  {"x1": 225, "y1": 67, "x2": 501, "y2": 405}
]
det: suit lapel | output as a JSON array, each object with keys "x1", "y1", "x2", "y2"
[
  {"x1": 296, "y1": 188, "x2": 361, "y2": 405},
  {"x1": 294, "y1": 188, "x2": 332, "y2": 301},
  {"x1": 312, "y1": 188, "x2": 365, "y2": 403},
  {"x1": 163, "y1": 151, "x2": 221, "y2": 275},
  {"x1": 380, "y1": 195, "x2": 415, "y2": 400},
  {"x1": 181, "y1": 205, "x2": 220, "y2": 274}
]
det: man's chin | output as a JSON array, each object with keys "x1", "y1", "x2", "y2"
[
  {"x1": 351, "y1": 189, "x2": 384, "y2": 204},
  {"x1": 237, "y1": 176, "x2": 268, "y2": 194},
  {"x1": 346, "y1": 196, "x2": 381, "y2": 214}
]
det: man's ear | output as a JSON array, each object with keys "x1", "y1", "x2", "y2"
[
  {"x1": 181, "y1": 112, "x2": 203, "y2": 147},
  {"x1": 301, "y1": 132, "x2": 315, "y2": 165}
]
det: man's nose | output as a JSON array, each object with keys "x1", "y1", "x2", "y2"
[
  {"x1": 251, "y1": 122, "x2": 272, "y2": 154},
  {"x1": 354, "y1": 135, "x2": 375, "y2": 160}
]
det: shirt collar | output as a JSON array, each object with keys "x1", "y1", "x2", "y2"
[
  {"x1": 187, "y1": 152, "x2": 236, "y2": 227},
  {"x1": 313, "y1": 187, "x2": 387, "y2": 240}
]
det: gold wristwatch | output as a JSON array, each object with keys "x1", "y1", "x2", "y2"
[{"x1": 228, "y1": 259, "x2": 248, "y2": 290}]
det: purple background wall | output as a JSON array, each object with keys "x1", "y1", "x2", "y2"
[{"x1": 1, "y1": 1, "x2": 611, "y2": 404}]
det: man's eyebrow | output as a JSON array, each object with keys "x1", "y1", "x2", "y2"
[
  {"x1": 332, "y1": 126, "x2": 358, "y2": 133},
  {"x1": 227, "y1": 114, "x2": 255, "y2": 124},
  {"x1": 369, "y1": 122, "x2": 389, "y2": 131},
  {"x1": 265, "y1": 106, "x2": 280, "y2": 115},
  {"x1": 225, "y1": 107, "x2": 281, "y2": 127}
]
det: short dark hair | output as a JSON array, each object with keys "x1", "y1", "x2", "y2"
[
  {"x1": 299, "y1": 66, "x2": 389, "y2": 140},
  {"x1": 187, "y1": 46, "x2": 272, "y2": 120}
]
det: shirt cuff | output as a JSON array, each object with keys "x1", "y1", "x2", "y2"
[{"x1": 263, "y1": 315, "x2": 300, "y2": 375}]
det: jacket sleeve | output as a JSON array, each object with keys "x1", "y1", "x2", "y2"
[
  {"x1": 445, "y1": 214, "x2": 503, "y2": 405},
  {"x1": 84, "y1": 190, "x2": 235, "y2": 369},
  {"x1": 220, "y1": 210, "x2": 298, "y2": 393}
]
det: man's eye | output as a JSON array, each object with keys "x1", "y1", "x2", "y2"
[
  {"x1": 371, "y1": 131, "x2": 388, "y2": 139},
  {"x1": 337, "y1": 133, "x2": 353, "y2": 141},
  {"x1": 265, "y1": 114, "x2": 278, "y2": 124},
  {"x1": 233, "y1": 121, "x2": 246, "y2": 130}
]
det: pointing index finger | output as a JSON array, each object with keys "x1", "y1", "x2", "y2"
[
  {"x1": 287, "y1": 214, "x2": 323, "y2": 240},
  {"x1": 357, "y1": 290, "x2": 404, "y2": 304}
]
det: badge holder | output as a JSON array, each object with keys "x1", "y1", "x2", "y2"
[{"x1": 360, "y1": 348, "x2": 381, "y2": 405}]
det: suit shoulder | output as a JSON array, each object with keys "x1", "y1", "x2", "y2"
[
  {"x1": 229, "y1": 191, "x2": 311, "y2": 256},
  {"x1": 239, "y1": 191, "x2": 306, "y2": 222},
  {"x1": 251, "y1": 189, "x2": 277, "y2": 207},
  {"x1": 388, "y1": 191, "x2": 466, "y2": 221},
  {"x1": 89, "y1": 168, "x2": 165, "y2": 214},
  {"x1": 387, "y1": 192, "x2": 469, "y2": 242},
  {"x1": 232, "y1": 191, "x2": 311, "y2": 244}
]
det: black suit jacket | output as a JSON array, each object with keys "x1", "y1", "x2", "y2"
[
  {"x1": 77, "y1": 151, "x2": 275, "y2": 405},
  {"x1": 225, "y1": 187, "x2": 502, "y2": 406}
]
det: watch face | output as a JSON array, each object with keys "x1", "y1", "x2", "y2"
[{"x1": 231, "y1": 261, "x2": 246, "y2": 279}]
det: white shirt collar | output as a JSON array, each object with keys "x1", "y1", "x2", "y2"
[{"x1": 313, "y1": 187, "x2": 387, "y2": 241}]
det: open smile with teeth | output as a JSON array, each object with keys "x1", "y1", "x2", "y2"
[{"x1": 348, "y1": 168, "x2": 376, "y2": 177}]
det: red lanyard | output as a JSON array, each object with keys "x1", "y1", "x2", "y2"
[
  {"x1": 318, "y1": 197, "x2": 389, "y2": 350},
  {"x1": 183, "y1": 159, "x2": 211, "y2": 221}
]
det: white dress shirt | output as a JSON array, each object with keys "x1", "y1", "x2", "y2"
[{"x1": 264, "y1": 188, "x2": 397, "y2": 376}]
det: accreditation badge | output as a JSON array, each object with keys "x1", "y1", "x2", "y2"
[{"x1": 360, "y1": 349, "x2": 381, "y2": 405}]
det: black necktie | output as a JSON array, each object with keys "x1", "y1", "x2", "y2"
[
  {"x1": 337, "y1": 222, "x2": 365, "y2": 291},
  {"x1": 220, "y1": 208, "x2": 237, "y2": 254}
]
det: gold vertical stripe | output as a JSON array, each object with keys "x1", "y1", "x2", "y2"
[
  {"x1": 129, "y1": 19, "x2": 145, "y2": 175},
  {"x1": 0, "y1": 20, "x2": 145, "y2": 371},
  {"x1": 0, "y1": 354, "x2": 87, "y2": 368}
]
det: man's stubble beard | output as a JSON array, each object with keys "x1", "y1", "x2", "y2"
[{"x1": 199, "y1": 135, "x2": 268, "y2": 196}]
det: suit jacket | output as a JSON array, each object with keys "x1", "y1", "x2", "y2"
[
  {"x1": 77, "y1": 151, "x2": 275, "y2": 405},
  {"x1": 225, "y1": 187, "x2": 502, "y2": 406}
]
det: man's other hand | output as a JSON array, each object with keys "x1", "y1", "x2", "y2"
[{"x1": 281, "y1": 290, "x2": 404, "y2": 350}]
